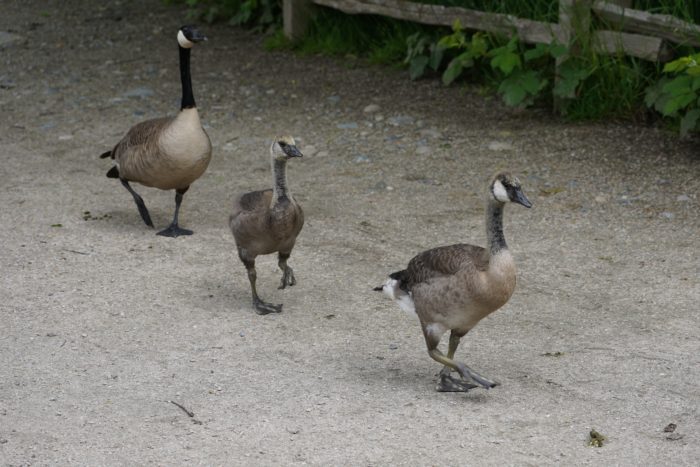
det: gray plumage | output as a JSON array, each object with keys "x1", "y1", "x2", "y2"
[
  {"x1": 230, "y1": 136, "x2": 304, "y2": 315},
  {"x1": 376, "y1": 172, "x2": 532, "y2": 392}
]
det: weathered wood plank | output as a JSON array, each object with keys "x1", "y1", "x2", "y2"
[
  {"x1": 593, "y1": 30, "x2": 672, "y2": 61},
  {"x1": 592, "y1": 0, "x2": 700, "y2": 47},
  {"x1": 312, "y1": 0, "x2": 670, "y2": 61},
  {"x1": 312, "y1": 0, "x2": 567, "y2": 44},
  {"x1": 284, "y1": 0, "x2": 313, "y2": 41}
]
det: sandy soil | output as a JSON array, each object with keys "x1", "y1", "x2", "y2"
[{"x1": 1, "y1": 0, "x2": 698, "y2": 465}]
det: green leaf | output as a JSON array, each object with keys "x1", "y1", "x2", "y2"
[
  {"x1": 548, "y1": 43, "x2": 569, "y2": 58},
  {"x1": 490, "y1": 50, "x2": 521, "y2": 75},
  {"x1": 470, "y1": 33, "x2": 488, "y2": 57},
  {"x1": 524, "y1": 44, "x2": 548, "y2": 62},
  {"x1": 644, "y1": 81, "x2": 664, "y2": 108},
  {"x1": 442, "y1": 59, "x2": 464, "y2": 86},
  {"x1": 429, "y1": 43, "x2": 445, "y2": 71},
  {"x1": 409, "y1": 56, "x2": 429, "y2": 81},
  {"x1": 662, "y1": 93, "x2": 696, "y2": 115},
  {"x1": 680, "y1": 109, "x2": 700, "y2": 137},
  {"x1": 688, "y1": 65, "x2": 700, "y2": 77},
  {"x1": 663, "y1": 57, "x2": 691, "y2": 73},
  {"x1": 498, "y1": 78, "x2": 528, "y2": 106},
  {"x1": 662, "y1": 75, "x2": 693, "y2": 94}
]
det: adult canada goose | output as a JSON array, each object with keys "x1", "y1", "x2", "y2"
[
  {"x1": 374, "y1": 172, "x2": 531, "y2": 392},
  {"x1": 99, "y1": 25, "x2": 212, "y2": 237},
  {"x1": 229, "y1": 136, "x2": 304, "y2": 315}
]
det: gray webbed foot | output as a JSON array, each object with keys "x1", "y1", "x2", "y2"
[
  {"x1": 456, "y1": 364, "x2": 499, "y2": 389},
  {"x1": 436, "y1": 368, "x2": 479, "y2": 392},
  {"x1": 253, "y1": 297, "x2": 283, "y2": 315},
  {"x1": 157, "y1": 224, "x2": 193, "y2": 237},
  {"x1": 278, "y1": 267, "x2": 296, "y2": 289}
]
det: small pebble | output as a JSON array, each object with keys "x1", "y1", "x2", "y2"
[
  {"x1": 363, "y1": 104, "x2": 381, "y2": 113},
  {"x1": 487, "y1": 141, "x2": 513, "y2": 151},
  {"x1": 389, "y1": 343, "x2": 398, "y2": 350},
  {"x1": 58, "y1": 134, "x2": 73, "y2": 141},
  {"x1": 354, "y1": 155, "x2": 370, "y2": 163},
  {"x1": 122, "y1": 87, "x2": 154, "y2": 99},
  {"x1": 416, "y1": 146, "x2": 431, "y2": 155},
  {"x1": 337, "y1": 122, "x2": 358, "y2": 130},
  {"x1": 676, "y1": 194, "x2": 689, "y2": 202},
  {"x1": 659, "y1": 211, "x2": 674, "y2": 219}
]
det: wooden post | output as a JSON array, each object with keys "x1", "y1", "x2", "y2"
[
  {"x1": 555, "y1": 0, "x2": 592, "y2": 114},
  {"x1": 284, "y1": 0, "x2": 313, "y2": 41}
]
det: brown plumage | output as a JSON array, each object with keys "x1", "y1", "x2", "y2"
[
  {"x1": 100, "y1": 25, "x2": 211, "y2": 237},
  {"x1": 375, "y1": 172, "x2": 531, "y2": 392},
  {"x1": 230, "y1": 136, "x2": 304, "y2": 315}
]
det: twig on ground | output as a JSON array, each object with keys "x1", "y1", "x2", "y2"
[{"x1": 168, "y1": 400, "x2": 195, "y2": 417}]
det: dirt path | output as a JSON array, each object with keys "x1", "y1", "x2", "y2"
[{"x1": 1, "y1": 0, "x2": 698, "y2": 464}]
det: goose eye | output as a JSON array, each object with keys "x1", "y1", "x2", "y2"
[{"x1": 278, "y1": 141, "x2": 287, "y2": 149}]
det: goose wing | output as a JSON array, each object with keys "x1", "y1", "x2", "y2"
[
  {"x1": 394, "y1": 244, "x2": 487, "y2": 292},
  {"x1": 111, "y1": 117, "x2": 173, "y2": 160}
]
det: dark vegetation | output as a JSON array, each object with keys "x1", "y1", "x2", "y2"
[{"x1": 168, "y1": 0, "x2": 700, "y2": 136}]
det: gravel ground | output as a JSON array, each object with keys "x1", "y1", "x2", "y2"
[{"x1": 1, "y1": 0, "x2": 698, "y2": 465}]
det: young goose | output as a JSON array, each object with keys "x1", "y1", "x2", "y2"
[
  {"x1": 375, "y1": 172, "x2": 531, "y2": 392},
  {"x1": 100, "y1": 25, "x2": 212, "y2": 237},
  {"x1": 229, "y1": 136, "x2": 304, "y2": 315}
]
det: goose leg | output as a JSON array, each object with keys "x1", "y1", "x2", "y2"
[
  {"x1": 437, "y1": 332, "x2": 479, "y2": 392},
  {"x1": 277, "y1": 252, "x2": 296, "y2": 289},
  {"x1": 120, "y1": 179, "x2": 154, "y2": 228},
  {"x1": 239, "y1": 249, "x2": 282, "y2": 315},
  {"x1": 158, "y1": 187, "x2": 193, "y2": 237},
  {"x1": 424, "y1": 328, "x2": 498, "y2": 391}
]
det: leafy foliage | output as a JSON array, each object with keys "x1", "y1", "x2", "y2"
[
  {"x1": 168, "y1": 0, "x2": 280, "y2": 31},
  {"x1": 645, "y1": 54, "x2": 700, "y2": 136}
]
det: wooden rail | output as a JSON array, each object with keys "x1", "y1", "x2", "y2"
[{"x1": 284, "y1": 0, "x2": 699, "y2": 62}]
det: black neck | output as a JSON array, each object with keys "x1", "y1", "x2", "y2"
[
  {"x1": 272, "y1": 159, "x2": 289, "y2": 201},
  {"x1": 486, "y1": 201, "x2": 507, "y2": 255},
  {"x1": 179, "y1": 46, "x2": 195, "y2": 109}
]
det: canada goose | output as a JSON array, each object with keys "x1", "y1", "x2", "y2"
[
  {"x1": 374, "y1": 172, "x2": 531, "y2": 392},
  {"x1": 229, "y1": 136, "x2": 304, "y2": 315},
  {"x1": 99, "y1": 25, "x2": 212, "y2": 237}
]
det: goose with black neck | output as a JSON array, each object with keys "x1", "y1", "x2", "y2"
[
  {"x1": 100, "y1": 25, "x2": 212, "y2": 237},
  {"x1": 374, "y1": 172, "x2": 531, "y2": 392}
]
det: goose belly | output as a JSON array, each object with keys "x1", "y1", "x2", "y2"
[{"x1": 146, "y1": 130, "x2": 211, "y2": 190}]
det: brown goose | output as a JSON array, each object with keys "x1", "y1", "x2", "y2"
[
  {"x1": 100, "y1": 25, "x2": 212, "y2": 237},
  {"x1": 375, "y1": 172, "x2": 531, "y2": 392},
  {"x1": 229, "y1": 136, "x2": 304, "y2": 315}
]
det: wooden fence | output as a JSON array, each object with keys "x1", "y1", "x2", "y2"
[{"x1": 283, "y1": 0, "x2": 700, "y2": 63}]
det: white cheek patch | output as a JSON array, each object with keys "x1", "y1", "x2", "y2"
[
  {"x1": 177, "y1": 30, "x2": 194, "y2": 48},
  {"x1": 381, "y1": 279, "x2": 416, "y2": 316},
  {"x1": 492, "y1": 179, "x2": 509, "y2": 203}
]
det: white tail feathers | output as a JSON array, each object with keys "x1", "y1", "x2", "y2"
[{"x1": 380, "y1": 279, "x2": 416, "y2": 316}]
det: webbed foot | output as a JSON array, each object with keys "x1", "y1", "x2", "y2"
[
  {"x1": 456, "y1": 364, "x2": 499, "y2": 389},
  {"x1": 253, "y1": 297, "x2": 283, "y2": 315},
  {"x1": 157, "y1": 224, "x2": 193, "y2": 237},
  {"x1": 436, "y1": 368, "x2": 479, "y2": 392}
]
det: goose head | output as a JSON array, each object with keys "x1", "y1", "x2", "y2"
[
  {"x1": 271, "y1": 136, "x2": 303, "y2": 161},
  {"x1": 177, "y1": 25, "x2": 207, "y2": 49},
  {"x1": 490, "y1": 172, "x2": 532, "y2": 208}
]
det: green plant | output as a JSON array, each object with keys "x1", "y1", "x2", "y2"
[
  {"x1": 170, "y1": 0, "x2": 280, "y2": 31},
  {"x1": 439, "y1": 25, "x2": 488, "y2": 85},
  {"x1": 645, "y1": 53, "x2": 700, "y2": 136}
]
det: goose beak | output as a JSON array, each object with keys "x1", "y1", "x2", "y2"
[
  {"x1": 513, "y1": 188, "x2": 532, "y2": 208},
  {"x1": 191, "y1": 31, "x2": 207, "y2": 43},
  {"x1": 286, "y1": 145, "x2": 303, "y2": 158}
]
